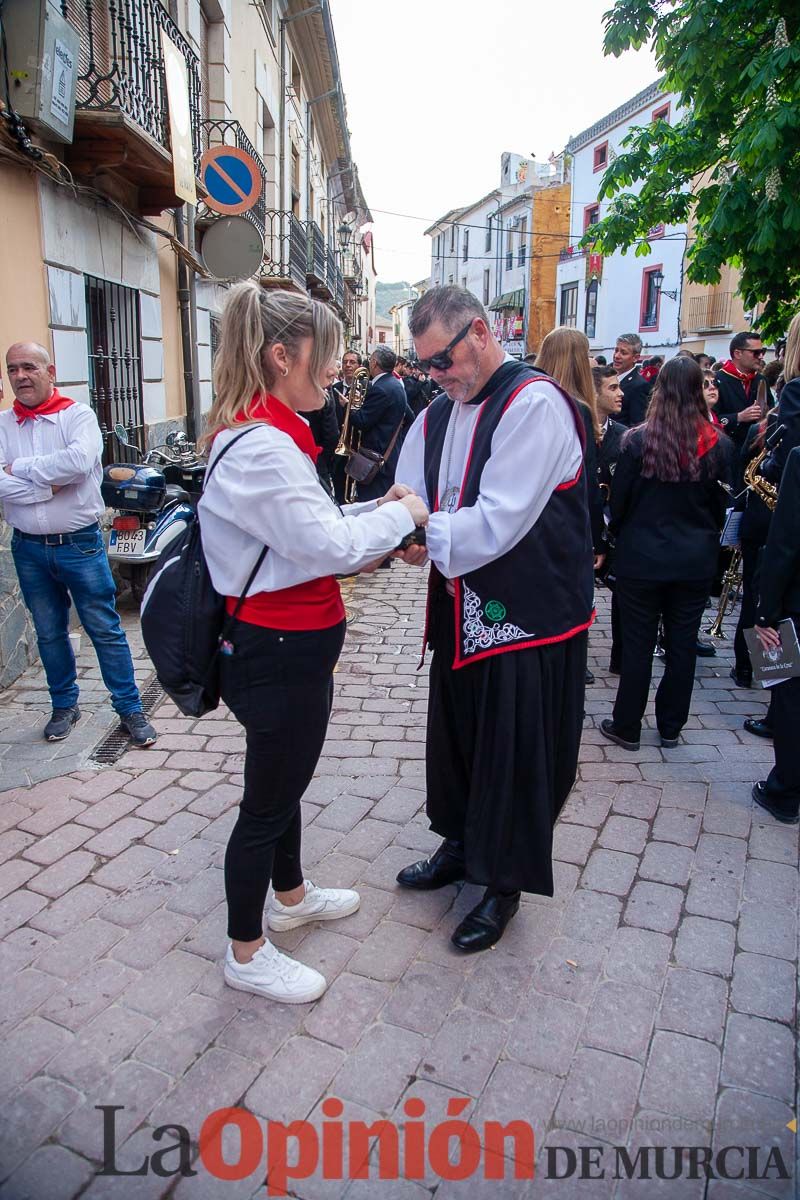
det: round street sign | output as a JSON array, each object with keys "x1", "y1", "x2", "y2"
[{"x1": 200, "y1": 145, "x2": 263, "y2": 216}]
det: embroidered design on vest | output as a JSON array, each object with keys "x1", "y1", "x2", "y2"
[{"x1": 462, "y1": 582, "x2": 533, "y2": 655}]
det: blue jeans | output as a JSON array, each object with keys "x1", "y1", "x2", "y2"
[{"x1": 11, "y1": 529, "x2": 142, "y2": 716}]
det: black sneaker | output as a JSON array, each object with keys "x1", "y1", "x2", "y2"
[
  {"x1": 600, "y1": 717, "x2": 640, "y2": 752},
  {"x1": 121, "y1": 712, "x2": 157, "y2": 747},
  {"x1": 695, "y1": 640, "x2": 717, "y2": 657},
  {"x1": 44, "y1": 706, "x2": 81, "y2": 742}
]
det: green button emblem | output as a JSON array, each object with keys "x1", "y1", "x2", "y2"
[{"x1": 485, "y1": 600, "x2": 506, "y2": 623}]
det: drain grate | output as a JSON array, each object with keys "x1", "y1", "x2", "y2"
[{"x1": 89, "y1": 676, "x2": 165, "y2": 765}]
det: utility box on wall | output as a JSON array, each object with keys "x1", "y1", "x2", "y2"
[{"x1": 1, "y1": 0, "x2": 79, "y2": 143}]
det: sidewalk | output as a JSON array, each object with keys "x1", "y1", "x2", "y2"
[{"x1": 0, "y1": 566, "x2": 796, "y2": 1199}]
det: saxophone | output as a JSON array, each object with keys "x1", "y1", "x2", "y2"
[
  {"x1": 334, "y1": 366, "x2": 370, "y2": 504},
  {"x1": 706, "y1": 443, "x2": 779, "y2": 637}
]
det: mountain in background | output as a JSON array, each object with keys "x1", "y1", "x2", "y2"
[{"x1": 375, "y1": 281, "x2": 414, "y2": 320}]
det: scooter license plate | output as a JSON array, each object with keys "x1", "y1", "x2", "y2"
[{"x1": 110, "y1": 529, "x2": 147, "y2": 555}]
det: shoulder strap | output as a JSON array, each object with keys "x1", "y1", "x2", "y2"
[
  {"x1": 203, "y1": 426, "x2": 262, "y2": 489},
  {"x1": 381, "y1": 418, "x2": 406, "y2": 464}
]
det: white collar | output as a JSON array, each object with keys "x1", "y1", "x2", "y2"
[{"x1": 617, "y1": 365, "x2": 637, "y2": 383}]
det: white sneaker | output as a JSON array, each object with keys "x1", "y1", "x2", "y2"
[
  {"x1": 223, "y1": 941, "x2": 327, "y2": 1004},
  {"x1": 267, "y1": 879, "x2": 361, "y2": 932}
]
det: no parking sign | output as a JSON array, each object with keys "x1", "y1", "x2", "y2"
[{"x1": 200, "y1": 146, "x2": 263, "y2": 216}]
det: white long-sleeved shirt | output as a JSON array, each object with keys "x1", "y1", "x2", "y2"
[
  {"x1": 395, "y1": 374, "x2": 582, "y2": 580},
  {"x1": 0, "y1": 401, "x2": 104, "y2": 534},
  {"x1": 197, "y1": 424, "x2": 415, "y2": 595}
]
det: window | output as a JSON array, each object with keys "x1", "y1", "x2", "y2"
[
  {"x1": 584, "y1": 278, "x2": 598, "y2": 339},
  {"x1": 640, "y1": 265, "x2": 662, "y2": 331},
  {"x1": 593, "y1": 141, "x2": 608, "y2": 172},
  {"x1": 518, "y1": 218, "x2": 527, "y2": 264},
  {"x1": 448, "y1": 274, "x2": 454, "y2": 285},
  {"x1": 483, "y1": 269, "x2": 490, "y2": 305},
  {"x1": 450, "y1": 224, "x2": 456, "y2": 251},
  {"x1": 485, "y1": 216, "x2": 493, "y2": 251},
  {"x1": 290, "y1": 144, "x2": 300, "y2": 216},
  {"x1": 560, "y1": 282, "x2": 579, "y2": 328},
  {"x1": 463, "y1": 228, "x2": 469, "y2": 262},
  {"x1": 505, "y1": 227, "x2": 513, "y2": 270},
  {"x1": 461, "y1": 276, "x2": 467, "y2": 290},
  {"x1": 84, "y1": 275, "x2": 144, "y2": 464},
  {"x1": 378, "y1": 331, "x2": 386, "y2": 343},
  {"x1": 584, "y1": 203, "x2": 600, "y2": 233},
  {"x1": 434, "y1": 234, "x2": 440, "y2": 260},
  {"x1": 290, "y1": 53, "x2": 302, "y2": 99},
  {"x1": 652, "y1": 103, "x2": 671, "y2": 124}
]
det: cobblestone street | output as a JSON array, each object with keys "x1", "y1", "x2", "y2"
[{"x1": 0, "y1": 564, "x2": 796, "y2": 1198}]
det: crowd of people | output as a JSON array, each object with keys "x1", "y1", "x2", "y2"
[{"x1": 1, "y1": 284, "x2": 798, "y2": 1006}]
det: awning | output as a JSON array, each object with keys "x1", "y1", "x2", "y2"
[{"x1": 488, "y1": 289, "x2": 525, "y2": 311}]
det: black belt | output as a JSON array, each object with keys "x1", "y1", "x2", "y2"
[{"x1": 13, "y1": 522, "x2": 100, "y2": 546}]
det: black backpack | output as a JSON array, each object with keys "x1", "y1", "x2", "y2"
[{"x1": 140, "y1": 428, "x2": 267, "y2": 717}]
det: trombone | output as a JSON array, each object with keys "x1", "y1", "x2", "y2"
[{"x1": 335, "y1": 366, "x2": 369, "y2": 504}]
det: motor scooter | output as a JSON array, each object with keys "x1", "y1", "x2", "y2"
[{"x1": 102, "y1": 424, "x2": 206, "y2": 603}]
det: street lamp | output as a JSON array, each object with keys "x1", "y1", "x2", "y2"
[
  {"x1": 337, "y1": 221, "x2": 352, "y2": 254},
  {"x1": 652, "y1": 268, "x2": 678, "y2": 302}
]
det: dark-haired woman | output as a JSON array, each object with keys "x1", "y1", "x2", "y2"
[{"x1": 601, "y1": 356, "x2": 733, "y2": 751}]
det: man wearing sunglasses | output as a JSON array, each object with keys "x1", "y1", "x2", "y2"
[
  {"x1": 392, "y1": 286, "x2": 594, "y2": 953},
  {"x1": 715, "y1": 332, "x2": 772, "y2": 447}
]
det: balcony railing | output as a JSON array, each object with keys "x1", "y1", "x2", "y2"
[
  {"x1": 62, "y1": 0, "x2": 202, "y2": 173},
  {"x1": 262, "y1": 210, "x2": 308, "y2": 291},
  {"x1": 342, "y1": 249, "x2": 362, "y2": 281},
  {"x1": 306, "y1": 222, "x2": 328, "y2": 287},
  {"x1": 200, "y1": 119, "x2": 266, "y2": 240},
  {"x1": 559, "y1": 244, "x2": 587, "y2": 262},
  {"x1": 685, "y1": 292, "x2": 734, "y2": 333}
]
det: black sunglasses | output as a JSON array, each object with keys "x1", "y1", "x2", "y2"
[{"x1": 416, "y1": 320, "x2": 474, "y2": 373}]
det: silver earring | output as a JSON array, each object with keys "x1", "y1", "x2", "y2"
[{"x1": 282, "y1": 367, "x2": 289, "y2": 377}]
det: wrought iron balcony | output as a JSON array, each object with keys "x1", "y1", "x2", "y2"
[
  {"x1": 306, "y1": 221, "x2": 330, "y2": 291},
  {"x1": 200, "y1": 119, "x2": 266, "y2": 241},
  {"x1": 685, "y1": 291, "x2": 734, "y2": 333},
  {"x1": 61, "y1": 0, "x2": 202, "y2": 214},
  {"x1": 262, "y1": 210, "x2": 308, "y2": 291},
  {"x1": 342, "y1": 248, "x2": 362, "y2": 281},
  {"x1": 559, "y1": 244, "x2": 587, "y2": 261}
]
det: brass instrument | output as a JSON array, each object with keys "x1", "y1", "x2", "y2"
[
  {"x1": 335, "y1": 365, "x2": 369, "y2": 503},
  {"x1": 706, "y1": 442, "x2": 779, "y2": 637}
]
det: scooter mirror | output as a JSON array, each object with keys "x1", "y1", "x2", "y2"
[{"x1": 114, "y1": 422, "x2": 132, "y2": 447}]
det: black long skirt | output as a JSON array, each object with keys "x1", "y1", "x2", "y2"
[{"x1": 425, "y1": 588, "x2": 586, "y2": 896}]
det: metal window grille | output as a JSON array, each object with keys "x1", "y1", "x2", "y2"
[
  {"x1": 560, "y1": 282, "x2": 578, "y2": 328},
  {"x1": 85, "y1": 275, "x2": 145, "y2": 464}
]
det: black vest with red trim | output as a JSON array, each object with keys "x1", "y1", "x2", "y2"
[{"x1": 423, "y1": 361, "x2": 594, "y2": 668}]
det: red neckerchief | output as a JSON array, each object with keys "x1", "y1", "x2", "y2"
[
  {"x1": 720, "y1": 359, "x2": 755, "y2": 398},
  {"x1": 640, "y1": 364, "x2": 659, "y2": 382},
  {"x1": 13, "y1": 387, "x2": 75, "y2": 424},
  {"x1": 697, "y1": 418, "x2": 719, "y2": 458},
  {"x1": 235, "y1": 392, "x2": 320, "y2": 463}
]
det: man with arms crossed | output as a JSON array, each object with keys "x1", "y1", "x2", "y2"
[{"x1": 394, "y1": 287, "x2": 594, "y2": 952}]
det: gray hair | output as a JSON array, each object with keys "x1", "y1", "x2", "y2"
[
  {"x1": 370, "y1": 345, "x2": 397, "y2": 373},
  {"x1": 616, "y1": 333, "x2": 643, "y2": 355},
  {"x1": 409, "y1": 285, "x2": 490, "y2": 338}
]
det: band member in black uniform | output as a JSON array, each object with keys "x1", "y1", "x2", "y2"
[
  {"x1": 592, "y1": 365, "x2": 625, "y2": 672},
  {"x1": 714, "y1": 331, "x2": 771, "y2": 448},
  {"x1": 614, "y1": 333, "x2": 653, "y2": 427},
  {"x1": 330, "y1": 350, "x2": 361, "y2": 502},
  {"x1": 764, "y1": 312, "x2": 800, "y2": 479},
  {"x1": 753, "y1": 445, "x2": 800, "y2": 824},
  {"x1": 349, "y1": 346, "x2": 413, "y2": 502},
  {"x1": 601, "y1": 356, "x2": 733, "y2": 751}
]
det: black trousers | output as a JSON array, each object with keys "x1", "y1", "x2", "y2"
[
  {"x1": 613, "y1": 577, "x2": 710, "y2": 742},
  {"x1": 220, "y1": 617, "x2": 346, "y2": 941},
  {"x1": 610, "y1": 589, "x2": 622, "y2": 671},
  {"x1": 763, "y1": 675, "x2": 800, "y2": 816},
  {"x1": 426, "y1": 588, "x2": 586, "y2": 896},
  {"x1": 734, "y1": 538, "x2": 762, "y2": 677}
]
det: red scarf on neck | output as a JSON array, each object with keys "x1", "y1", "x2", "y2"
[
  {"x1": 720, "y1": 359, "x2": 755, "y2": 398},
  {"x1": 697, "y1": 418, "x2": 719, "y2": 458},
  {"x1": 234, "y1": 393, "x2": 320, "y2": 462},
  {"x1": 13, "y1": 387, "x2": 74, "y2": 424}
]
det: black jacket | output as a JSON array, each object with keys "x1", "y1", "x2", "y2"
[
  {"x1": 618, "y1": 367, "x2": 652, "y2": 428},
  {"x1": 349, "y1": 372, "x2": 413, "y2": 477},
  {"x1": 738, "y1": 418, "x2": 776, "y2": 547},
  {"x1": 598, "y1": 418, "x2": 626, "y2": 494},
  {"x1": 610, "y1": 427, "x2": 733, "y2": 581},
  {"x1": 714, "y1": 366, "x2": 771, "y2": 446},
  {"x1": 403, "y1": 375, "x2": 427, "y2": 419},
  {"x1": 577, "y1": 404, "x2": 605, "y2": 553},
  {"x1": 757, "y1": 446, "x2": 800, "y2": 625},
  {"x1": 764, "y1": 377, "x2": 800, "y2": 482}
]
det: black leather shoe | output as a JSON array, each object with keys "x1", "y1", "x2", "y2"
[
  {"x1": 752, "y1": 782, "x2": 799, "y2": 825},
  {"x1": 743, "y1": 718, "x2": 773, "y2": 740},
  {"x1": 730, "y1": 667, "x2": 753, "y2": 689},
  {"x1": 599, "y1": 718, "x2": 640, "y2": 752},
  {"x1": 585, "y1": 668, "x2": 595, "y2": 685},
  {"x1": 44, "y1": 706, "x2": 81, "y2": 742},
  {"x1": 396, "y1": 839, "x2": 465, "y2": 889},
  {"x1": 451, "y1": 888, "x2": 520, "y2": 953},
  {"x1": 695, "y1": 640, "x2": 717, "y2": 657}
]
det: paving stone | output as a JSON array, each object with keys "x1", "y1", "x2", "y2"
[
  {"x1": 656, "y1": 966, "x2": 728, "y2": 1042},
  {"x1": 36, "y1": 916, "x2": 125, "y2": 979},
  {"x1": 188, "y1": 781, "x2": 241, "y2": 818},
  {"x1": 347, "y1": 920, "x2": 426, "y2": 982},
  {"x1": 0, "y1": 1076, "x2": 81, "y2": 1178},
  {"x1": 553, "y1": 821, "x2": 597, "y2": 865},
  {"x1": 0, "y1": 1015, "x2": 73, "y2": 1091},
  {"x1": 651, "y1": 808, "x2": 702, "y2": 846},
  {"x1": 370, "y1": 784, "x2": 425, "y2": 823},
  {"x1": 581, "y1": 848, "x2": 639, "y2": 896},
  {"x1": 598, "y1": 815, "x2": 649, "y2": 855},
  {"x1": 720, "y1": 1013, "x2": 795, "y2": 1104},
  {"x1": 640, "y1": 1030, "x2": 720, "y2": 1123},
  {"x1": 150, "y1": 836, "x2": 220, "y2": 883},
  {"x1": 554, "y1": 1047, "x2": 642, "y2": 1134},
  {"x1": 694, "y1": 832, "x2": 747, "y2": 880},
  {"x1": 302, "y1": 972, "x2": 391, "y2": 1049},
  {"x1": 658, "y1": 783, "x2": 707, "y2": 812},
  {"x1": 91, "y1": 844, "x2": 168, "y2": 890},
  {"x1": 0, "y1": 828, "x2": 36, "y2": 865},
  {"x1": 604, "y1": 926, "x2": 672, "y2": 991},
  {"x1": 334, "y1": 1022, "x2": 425, "y2": 1113},
  {"x1": 72, "y1": 770, "x2": 133, "y2": 802},
  {"x1": 611, "y1": 782, "x2": 661, "y2": 820},
  {"x1": 388, "y1": 884, "x2": 457, "y2": 931},
  {"x1": 459, "y1": 953, "x2": 531, "y2": 1021},
  {"x1": 82, "y1": 815, "x2": 155, "y2": 855},
  {"x1": 737, "y1": 899, "x2": 797, "y2": 961},
  {"x1": 245, "y1": 1036, "x2": 345, "y2": 1124},
  {"x1": 120, "y1": 768, "x2": 182, "y2": 798},
  {"x1": 638, "y1": 840, "x2": 694, "y2": 886},
  {"x1": 730, "y1": 952, "x2": 795, "y2": 1023},
  {"x1": 685, "y1": 871, "x2": 741, "y2": 922},
  {"x1": 59, "y1": 1060, "x2": 173, "y2": 1161},
  {"x1": 743, "y1": 858, "x2": 798, "y2": 906},
  {"x1": 381, "y1": 959, "x2": 463, "y2": 1035},
  {"x1": 533, "y1": 936, "x2": 605, "y2": 1005},
  {"x1": 143, "y1": 811, "x2": 210, "y2": 850},
  {"x1": 17, "y1": 796, "x2": 87, "y2": 837},
  {"x1": 72, "y1": 791, "x2": 140, "y2": 830},
  {"x1": 21, "y1": 821, "x2": 93, "y2": 866},
  {"x1": 78, "y1": 1125, "x2": 171, "y2": 1200},
  {"x1": 359, "y1": 844, "x2": 424, "y2": 890},
  {"x1": 337, "y1": 818, "x2": 396, "y2": 860},
  {"x1": 0, "y1": 889, "x2": 48, "y2": 937},
  {"x1": 178, "y1": 901, "x2": 227, "y2": 961},
  {"x1": 507, "y1": 989, "x2": 586, "y2": 1076},
  {"x1": 495, "y1": 899, "x2": 562, "y2": 961},
  {"x1": 327, "y1": 884, "x2": 394, "y2": 940},
  {"x1": 558, "y1": 888, "x2": 622, "y2": 945},
  {"x1": 616, "y1": 1110, "x2": 709, "y2": 1200},
  {"x1": 1, "y1": 1142, "x2": 94, "y2": 1199},
  {"x1": 624, "y1": 881, "x2": 683, "y2": 933},
  {"x1": 711, "y1": 1089, "x2": 795, "y2": 1198},
  {"x1": 673, "y1": 915, "x2": 736, "y2": 977},
  {"x1": 148, "y1": 1045, "x2": 262, "y2": 1133},
  {"x1": 40, "y1": 958, "x2": 137, "y2": 1032},
  {"x1": 703, "y1": 798, "x2": 752, "y2": 838},
  {"x1": 558, "y1": 789, "x2": 613, "y2": 828},
  {"x1": 580, "y1": 980, "x2": 657, "y2": 1060},
  {"x1": 136, "y1": 992, "x2": 239, "y2": 1075},
  {"x1": 27, "y1": 881, "x2": 111, "y2": 937},
  {"x1": 47, "y1": 1003, "x2": 154, "y2": 1091},
  {"x1": 0, "y1": 967, "x2": 65, "y2": 1038},
  {"x1": 290, "y1": 928, "x2": 359, "y2": 984},
  {"x1": 97, "y1": 875, "x2": 175, "y2": 928},
  {"x1": 418, "y1": 1006, "x2": 507, "y2": 1096},
  {"x1": 472, "y1": 1060, "x2": 560, "y2": 1159},
  {"x1": 313, "y1": 793, "x2": 374, "y2": 832}
]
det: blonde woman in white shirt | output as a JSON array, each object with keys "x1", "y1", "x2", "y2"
[{"x1": 198, "y1": 283, "x2": 428, "y2": 1004}]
